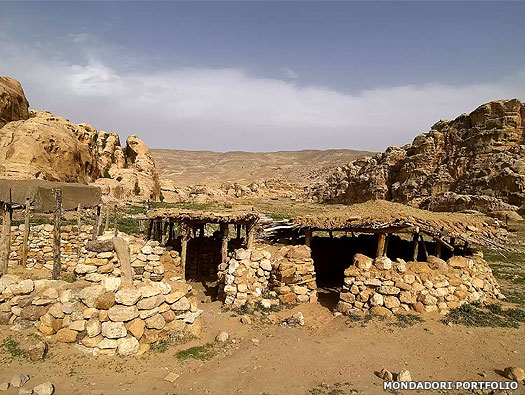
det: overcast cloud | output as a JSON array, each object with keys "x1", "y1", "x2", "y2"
[{"x1": 1, "y1": 34, "x2": 524, "y2": 152}]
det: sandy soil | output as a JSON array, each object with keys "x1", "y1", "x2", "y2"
[{"x1": 1, "y1": 284, "x2": 523, "y2": 395}]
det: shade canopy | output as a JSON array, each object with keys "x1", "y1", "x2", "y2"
[{"x1": 0, "y1": 178, "x2": 102, "y2": 212}]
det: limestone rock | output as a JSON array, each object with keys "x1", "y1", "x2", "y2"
[
  {"x1": 215, "y1": 331, "x2": 229, "y2": 343},
  {"x1": 117, "y1": 337, "x2": 139, "y2": 356},
  {"x1": 10, "y1": 374, "x2": 30, "y2": 388},
  {"x1": 56, "y1": 328, "x2": 78, "y2": 343},
  {"x1": 27, "y1": 341, "x2": 48, "y2": 362},
  {"x1": 108, "y1": 305, "x2": 139, "y2": 322},
  {"x1": 398, "y1": 370, "x2": 412, "y2": 382},
  {"x1": 101, "y1": 321, "x2": 127, "y2": 339},
  {"x1": 503, "y1": 367, "x2": 525, "y2": 382},
  {"x1": 32, "y1": 382, "x2": 54, "y2": 395},
  {"x1": 115, "y1": 289, "x2": 142, "y2": 306},
  {"x1": 0, "y1": 76, "x2": 30, "y2": 128},
  {"x1": 310, "y1": 99, "x2": 525, "y2": 217}
]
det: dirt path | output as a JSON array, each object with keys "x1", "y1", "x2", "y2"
[{"x1": 1, "y1": 300, "x2": 523, "y2": 395}]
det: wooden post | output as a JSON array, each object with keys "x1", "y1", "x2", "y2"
[
  {"x1": 246, "y1": 221, "x2": 255, "y2": 249},
  {"x1": 180, "y1": 223, "x2": 189, "y2": 281},
  {"x1": 412, "y1": 233, "x2": 419, "y2": 261},
  {"x1": 92, "y1": 205, "x2": 102, "y2": 240},
  {"x1": 147, "y1": 220, "x2": 153, "y2": 240},
  {"x1": 199, "y1": 224, "x2": 205, "y2": 237},
  {"x1": 76, "y1": 204, "x2": 82, "y2": 255},
  {"x1": 161, "y1": 222, "x2": 168, "y2": 245},
  {"x1": 220, "y1": 223, "x2": 229, "y2": 264},
  {"x1": 52, "y1": 189, "x2": 62, "y2": 280},
  {"x1": 305, "y1": 228, "x2": 312, "y2": 247},
  {"x1": 113, "y1": 204, "x2": 118, "y2": 237},
  {"x1": 0, "y1": 203, "x2": 13, "y2": 275},
  {"x1": 21, "y1": 197, "x2": 30, "y2": 267},
  {"x1": 168, "y1": 222, "x2": 174, "y2": 243},
  {"x1": 383, "y1": 233, "x2": 390, "y2": 257},
  {"x1": 236, "y1": 224, "x2": 241, "y2": 240},
  {"x1": 328, "y1": 230, "x2": 334, "y2": 238},
  {"x1": 376, "y1": 233, "x2": 386, "y2": 258},
  {"x1": 104, "y1": 205, "x2": 110, "y2": 232},
  {"x1": 420, "y1": 234, "x2": 428, "y2": 261},
  {"x1": 435, "y1": 240, "x2": 442, "y2": 258}
]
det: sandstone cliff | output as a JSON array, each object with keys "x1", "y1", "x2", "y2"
[
  {"x1": 0, "y1": 76, "x2": 30, "y2": 128},
  {"x1": 311, "y1": 99, "x2": 525, "y2": 217},
  {"x1": 0, "y1": 77, "x2": 160, "y2": 202}
]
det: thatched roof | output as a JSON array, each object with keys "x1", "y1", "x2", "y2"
[
  {"x1": 147, "y1": 208, "x2": 259, "y2": 224},
  {"x1": 0, "y1": 179, "x2": 102, "y2": 212},
  {"x1": 288, "y1": 200, "x2": 508, "y2": 250}
]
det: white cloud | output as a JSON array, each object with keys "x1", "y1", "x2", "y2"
[
  {"x1": 1, "y1": 36, "x2": 524, "y2": 152},
  {"x1": 281, "y1": 67, "x2": 299, "y2": 80}
]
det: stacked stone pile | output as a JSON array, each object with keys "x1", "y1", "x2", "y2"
[
  {"x1": 9, "y1": 224, "x2": 93, "y2": 269},
  {"x1": 219, "y1": 248, "x2": 273, "y2": 308},
  {"x1": 130, "y1": 240, "x2": 181, "y2": 282},
  {"x1": 270, "y1": 245, "x2": 317, "y2": 304},
  {"x1": 337, "y1": 253, "x2": 503, "y2": 316},
  {"x1": 0, "y1": 276, "x2": 201, "y2": 356}
]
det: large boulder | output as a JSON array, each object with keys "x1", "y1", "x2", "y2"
[
  {"x1": 0, "y1": 76, "x2": 30, "y2": 128},
  {"x1": 310, "y1": 99, "x2": 525, "y2": 216}
]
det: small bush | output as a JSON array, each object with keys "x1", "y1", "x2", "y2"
[
  {"x1": 442, "y1": 303, "x2": 525, "y2": 328},
  {"x1": 1, "y1": 337, "x2": 25, "y2": 358},
  {"x1": 393, "y1": 313, "x2": 424, "y2": 328},
  {"x1": 176, "y1": 343, "x2": 216, "y2": 361},
  {"x1": 103, "y1": 168, "x2": 111, "y2": 178}
]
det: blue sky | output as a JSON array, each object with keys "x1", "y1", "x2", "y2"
[{"x1": 1, "y1": 1, "x2": 525, "y2": 151}]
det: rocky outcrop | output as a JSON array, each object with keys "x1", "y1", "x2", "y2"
[
  {"x1": 311, "y1": 99, "x2": 525, "y2": 217},
  {"x1": 0, "y1": 76, "x2": 30, "y2": 128},
  {"x1": 0, "y1": 77, "x2": 160, "y2": 201}
]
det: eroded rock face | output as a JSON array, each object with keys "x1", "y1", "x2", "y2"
[
  {"x1": 311, "y1": 99, "x2": 525, "y2": 216},
  {"x1": 0, "y1": 76, "x2": 30, "y2": 128},
  {"x1": 0, "y1": 77, "x2": 160, "y2": 201}
]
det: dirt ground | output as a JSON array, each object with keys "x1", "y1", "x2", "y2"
[{"x1": 1, "y1": 283, "x2": 524, "y2": 395}]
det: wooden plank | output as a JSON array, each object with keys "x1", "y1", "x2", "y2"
[
  {"x1": 412, "y1": 233, "x2": 419, "y2": 261},
  {"x1": 435, "y1": 240, "x2": 442, "y2": 258},
  {"x1": 420, "y1": 234, "x2": 429, "y2": 261},
  {"x1": 92, "y1": 205, "x2": 101, "y2": 240},
  {"x1": 104, "y1": 205, "x2": 110, "y2": 232},
  {"x1": 304, "y1": 228, "x2": 312, "y2": 247},
  {"x1": 376, "y1": 233, "x2": 386, "y2": 258},
  {"x1": 113, "y1": 237, "x2": 133, "y2": 289},
  {"x1": 246, "y1": 221, "x2": 255, "y2": 249},
  {"x1": 52, "y1": 189, "x2": 62, "y2": 280},
  {"x1": 147, "y1": 220, "x2": 153, "y2": 240},
  {"x1": 0, "y1": 203, "x2": 12, "y2": 275},
  {"x1": 220, "y1": 223, "x2": 229, "y2": 264},
  {"x1": 21, "y1": 197, "x2": 30, "y2": 266},
  {"x1": 161, "y1": 222, "x2": 168, "y2": 245},
  {"x1": 180, "y1": 224, "x2": 189, "y2": 281},
  {"x1": 113, "y1": 204, "x2": 118, "y2": 237}
]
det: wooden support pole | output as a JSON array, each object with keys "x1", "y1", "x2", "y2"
[
  {"x1": 412, "y1": 233, "x2": 419, "y2": 261},
  {"x1": 52, "y1": 189, "x2": 62, "y2": 280},
  {"x1": 168, "y1": 222, "x2": 174, "y2": 243},
  {"x1": 104, "y1": 205, "x2": 110, "y2": 232},
  {"x1": 328, "y1": 230, "x2": 334, "y2": 238},
  {"x1": 236, "y1": 224, "x2": 241, "y2": 240},
  {"x1": 246, "y1": 221, "x2": 255, "y2": 250},
  {"x1": 147, "y1": 220, "x2": 153, "y2": 240},
  {"x1": 92, "y1": 205, "x2": 102, "y2": 240},
  {"x1": 420, "y1": 234, "x2": 429, "y2": 261},
  {"x1": 305, "y1": 228, "x2": 312, "y2": 247},
  {"x1": 435, "y1": 240, "x2": 442, "y2": 258},
  {"x1": 0, "y1": 203, "x2": 13, "y2": 275},
  {"x1": 199, "y1": 224, "x2": 205, "y2": 238},
  {"x1": 22, "y1": 197, "x2": 30, "y2": 266},
  {"x1": 376, "y1": 233, "x2": 386, "y2": 258},
  {"x1": 112, "y1": 237, "x2": 133, "y2": 289},
  {"x1": 220, "y1": 223, "x2": 229, "y2": 264},
  {"x1": 113, "y1": 204, "x2": 118, "y2": 237},
  {"x1": 180, "y1": 224, "x2": 189, "y2": 281},
  {"x1": 161, "y1": 222, "x2": 168, "y2": 246}
]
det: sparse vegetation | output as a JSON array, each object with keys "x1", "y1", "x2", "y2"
[
  {"x1": 152, "y1": 333, "x2": 195, "y2": 353},
  {"x1": 176, "y1": 343, "x2": 217, "y2": 361},
  {"x1": 392, "y1": 313, "x2": 424, "y2": 328},
  {"x1": 1, "y1": 336, "x2": 25, "y2": 359},
  {"x1": 442, "y1": 303, "x2": 525, "y2": 328},
  {"x1": 103, "y1": 168, "x2": 111, "y2": 178}
]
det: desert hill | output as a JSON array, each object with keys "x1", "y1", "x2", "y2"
[
  {"x1": 310, "y1": 99, "x2": 525, "y2": 219},
  {"x1": 152, "y1": 148, "x2": 374, "y2": 187}
]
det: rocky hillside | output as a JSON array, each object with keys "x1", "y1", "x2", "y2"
[
  {"x1": 310, "y1": 99, "x2": 525, "y2": 219},
  {"x1": 0, "y1": 77, "x2": 160, "y2": 202}
]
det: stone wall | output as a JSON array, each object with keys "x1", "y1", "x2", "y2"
[
  {"x1": 218, "y1": 245, "x2": 317, "y2": 307},
  {"x1": 0, "y1": 276, "x2": 201, "y2": 357},
  {"x1": 337, "y1": 253, "x2": 503, "y2": 316},
  {"x1": 270, "y1": 245, "x2": 317, "y2": 304},
  {"x1": 218, "y1": 248, "x2": 272, "y2": 308},
  {"x1": 8, "y1": 224, "x2": 180, "y2": 283}
]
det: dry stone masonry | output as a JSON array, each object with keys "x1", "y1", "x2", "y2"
[
  {"x1": 0, "y1": 276, "x2": 201, "y2": 357},
  {"x1": 219, "y1": 245, "x2": 317, "y2": 307},
  {"x1": 337, "y1": 253, "x2": 503, "y2": 316}
]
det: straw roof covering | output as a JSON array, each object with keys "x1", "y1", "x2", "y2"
[
  {"x1": 289, "y1": 200, "x2": 508, "y2": 250},
  {"x1": 147, "y1": 208, "x2": 259, "y2": 224},
  {"x1": 0, "y1": 178, "x2": 102, "y2": 212}
]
